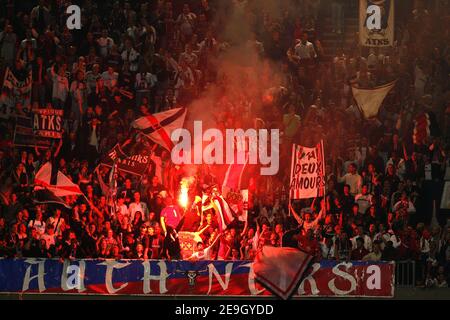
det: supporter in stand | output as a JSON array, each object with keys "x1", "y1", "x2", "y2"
[{"x1": 0, "y1": 0, "x2": 447, "y2": 287}]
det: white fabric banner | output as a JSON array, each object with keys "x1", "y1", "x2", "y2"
[
  {"x1": 359, "y1": 0, "x2": 395, "y2": 47},
  {"x1": 352, "y1": 81, "x2": 396, "y2": 119},
  {"x1": 289, "y1": 141, "x2": 325, "y2": 200}
]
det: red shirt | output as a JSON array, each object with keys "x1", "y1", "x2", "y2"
[{"x1": 161, "y1": 205, "x2": 182, "y2": 229}]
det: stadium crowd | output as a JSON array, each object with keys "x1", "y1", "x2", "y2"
[{"x1": 0, "y1": 0, "x2": 449, "y2": 288}]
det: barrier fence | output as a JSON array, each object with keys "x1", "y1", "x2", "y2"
[{"x1": 394, "y1": 260, "x2": 416, "y2": 288}]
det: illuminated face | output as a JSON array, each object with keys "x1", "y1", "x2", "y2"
[
  {"x1": 362, "y1": 185, "x2": 368, "y2": 195},
  {"x1": 275, "y1": 224, "x2": 282, "y2": 233},
  {"x1": 19, "y1": 224, "x2": 27, "y2": 233},
  {"x1": 348, "y1": 164, "x2": 356, "y2": 174},
  {"x1": 344, "y1": 185, "x2": 350, "y2": 194}
]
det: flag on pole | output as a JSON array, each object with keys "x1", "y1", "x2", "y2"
[
  {"x1": 351, "y1": 81, "x2": 396, "y2": 119},
  {"x1": 240, "y1": 189, "x2": 249, "y2": 222},
  {"x1": 225, "y1": 190, "x2": 249, "y2": 223},
  {"x1": 132, "y1": 107, "x2": 187, "y2": 151},
  {"x1": 32, "y1": 189, "x2": 72, "y2": 209},
  {"x1": 289, "y1": 141, "x2": 326, "y2": 200},
  {"x1": 34, "y1": 162, "x2": 83, "y2": 197},
  {"x1": 253, "y1": 246, "x2": 313, "y2": 300},
  {"x1": 222, "y1": 150, "x2": 249, "y2": 192},
  {"x1": 211, "y1": 193, "x2": 236, "y2": 232}
]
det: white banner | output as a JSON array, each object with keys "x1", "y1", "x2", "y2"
[
  {"x1": 1, "y1": 67, "x2": 32, "y2": 118},
  {"x1": 359, "y1": 0, "x2": 395, "y2": 47},
  {"x1": 441, "y1": 181, "x2": 450, "y2": 210},
  {"x1": 289, "y1": 141, "x2": 325, "y2": 200},
  {"x1": 352, "y1": 81, "x2": 396, "y2": 119}
]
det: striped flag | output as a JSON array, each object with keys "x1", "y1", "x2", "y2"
[
  {"x1": 34, "y1": 162, "x2": 83, "y2": 197},
  {"x1": 32, "y1": 189, "x2": 72, "y2": 209},
  {"x1": 222, "y1": 151, "x2": 249, "y2": 192},
  {"x1": 132, "y1": 108, "x2": 187, "y2": 151},
  {"x1": 211, "y1": 193, "x2": 236, "y2": 232},
  {"x1": 253, "y1": 246, "x2": 313, "y2": 300}
]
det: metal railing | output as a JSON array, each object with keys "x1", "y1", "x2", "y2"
[{"x1": 395, "y1": 260, "x2": 416, "y2": 288}]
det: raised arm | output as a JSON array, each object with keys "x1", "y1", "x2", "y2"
[
  {"x1": 160, "y1": 216, "x2": 167, "y2": 236},
  {"x1": 240, "y1": 218, "x2": 249, "y2": 238},
  {"x1": 289, "y1": 203, "x2": 303, "y2": 226},
  {"x1": 196, "y1": 224, "x2": 210, "y2": 236},
  {"x1": 34, "y1": 144, "x2": 41, "y2": 157},
  {"x1": 53, "y1": 134, "x2": 64, "y2": 158},
  {"x1": 403, "y1": 144, "x2": 409, "y2": 161}
]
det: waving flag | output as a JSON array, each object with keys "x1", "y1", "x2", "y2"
[
  {"x1": 34, "y1": 162, "x2": 83, "y2": 197},
  {"x1": 33, "y1": 189, "x2": 72, "y2": 209},
  {"x1": 222, "y1": 151, "x2": 249, "y2": 192},
  {"x1": 352, "y1": 81, "x2": 396, "y2": 119},
  {"x1": 211, "y1": 193, "x2": 236, "y2": 232},
  {"x1": 253, "y1": 246, "x2": 313, "y2": 300},
  {"x1": 225, "y1": 190, "x2": 249, "y2": 223},
  {"x1": 132, "y1": 108, "x2": 187, "y2": 151}
]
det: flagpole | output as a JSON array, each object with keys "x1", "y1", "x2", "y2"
[
  {"x1": 288, "y1": 143, "x2": 296, "y2": 216},
  {"x1": 82, "y1": 193, "x2": 91, "y2": 204},
  {"x1": 321, "y1": 139, "x2": 327, "y2": 215}
]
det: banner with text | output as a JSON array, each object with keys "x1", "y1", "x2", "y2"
[
  {"x1": 0, "y1": 259, "x2": 394, "y2": 297},
  {"x1": 13, "y1": 114, "x2": 54, "y2": 149},
  {"x1": 290, "y1": 141, "x2": 325, "y2": 200},
  {"x1": 101, "y1": 144, "x2": 150, "y2": 177},
  {"x1": 32, "y1": 109, "x2": 64, "y2": 139},
  {"x1": 359, "y1": 0, "x2": 395, "y2": 47},
  {"x1": 1, "y1": 67, "x2": 32, "y2": 119}
]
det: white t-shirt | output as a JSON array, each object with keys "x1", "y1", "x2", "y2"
[
  {"x1": 135, "y1": 72, "x2": 157, "y2": 92},
  {"x1": 354, "y1": 193, "x2": 373, "y2": 214},
  {"x1": 128, "y1": 202, "x2": 149, "y2": 222},
  {"x1": 97, "y1": 37, "x2": 114, "y2": 57},
  {"x1": 28, "y1": 220, "x2": 46, "y2": 235},
  {"x1": 294, "y1": 41, "x2": 317, "y2": 60},
  {"x1": 121, "y1": 48, "x2": 140, "y2": 72},
  {"x1": 351, "y1": 234, "x2": 372, "y2": 251},
  {"x1": 40, "y1": 233, "x2": 55, "y2": 249},
  {"x1": 116, "y1": 203, "x2": 129, "y2": 218},
  {"x1": 47, "y1": 216, "x2": 65, "y2": 236},
  {"x1": 52, "y1": 73, "x2": 69, "y2": 101},
  {"x1": 101, "y1": 71, "x2": 118, "y2": 90}
]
